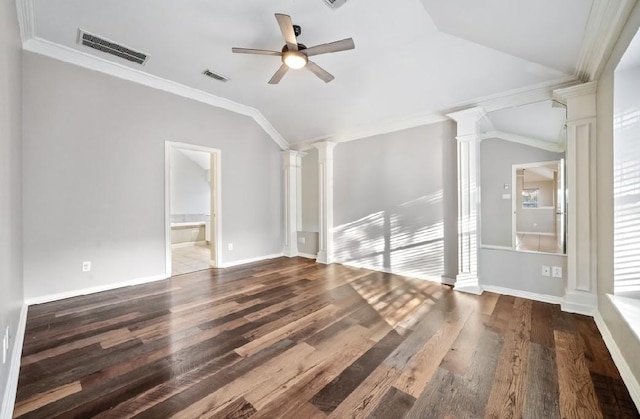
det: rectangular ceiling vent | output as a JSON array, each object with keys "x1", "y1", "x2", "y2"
[
  {"x1": 323, "y1": 0, "x2": 348, "y2": 9},
  {"x1": 203, "y1": 69, "x2": 230, "y2": 82},
  {"x1": 77, "y1": 29, "x2": 149, "y2": 65}
]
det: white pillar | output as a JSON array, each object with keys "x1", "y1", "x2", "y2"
[
  {"x1": 446, "y1": 108, "x2": 487, "y2": 295},
  {"x1": 314, "y1": 142, "x2": 336, "y2": 264},
  {"x1": 554, "y1": 82, "x2": 598, "y2": 315},
  {"x1": 283, "y1": 150, "x2": 304, "y2": 257}
]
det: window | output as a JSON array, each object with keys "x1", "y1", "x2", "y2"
[{"x1": 522, "y1": 188, "x2": 539, "y2": 208}]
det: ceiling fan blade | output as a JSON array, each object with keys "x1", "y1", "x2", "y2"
[
  {"x1": 303, "y1": 38, "x2": 355, "y2": 57},
  {"x1": 275, "y1": 13, "x2": 298, "y2": 51},
  {"x1": 232, "y1": 47, "x2": 282, "y2": 56},
  {"x1": 306, "y1": 60, "x2": 335, "y2": 83},
  {"x1": 269, "y1": 64, "x2": 289, "y2": 84}
]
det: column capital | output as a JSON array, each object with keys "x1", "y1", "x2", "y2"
[
  {"x1": 282, "y1": 150, "x2": 307, "y2": 158},
  {"x1": 446, "y1": 107, "x2": 487, "y2": 139},
  {"x1": 313, "y1": 141, "x2": 337, "y2": 159},
  {"x1": 553, "y1": 82, "x2": 597, "y2": 121}
]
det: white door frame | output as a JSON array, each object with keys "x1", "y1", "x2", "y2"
[
  {"x1": 165, "y1": 141, "x2": 222, "y2": 275},
  {"x1": 511, "y1": 159, "x2": 562, "y2": 250}
]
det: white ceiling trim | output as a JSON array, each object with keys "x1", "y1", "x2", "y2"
[
  {"x1": 575, "y1": 0, "x2": 637, "y2": 81},
  {"x1": 14, "y1": 0, "x2": 35, "y2": 43},
  {"x1": 480, "y1": 130, "x2": 566, "y2": 153}
]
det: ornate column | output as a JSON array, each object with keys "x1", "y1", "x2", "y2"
[
  {"x1": 314, "y1": 142, "x2": 336, "y2": 264},
  {"x1": 446, "y1": 108, "x2": 486, "y2": 295},
  {"x1": 282, "y1": 150, "x2": 304, "y2": 257},
  {"x1": 554, "y1": 82, "x2": 598, "y2": 315}
]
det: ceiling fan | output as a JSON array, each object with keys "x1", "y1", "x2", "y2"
[{"x1": 232, "y1": 13, "x2": 355, "y2": 84}]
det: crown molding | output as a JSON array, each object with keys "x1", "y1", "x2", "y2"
[
  {"x1": 575, "y1": 0, "x2": 637, "y2": 82},
  {"x1": 21, "y1": 37, "x2": 289, "y2": 150},
  {"x1": 446, "y1": 76, "x2": 580, "y2": 114},
  {"x1": 14, "y1": 0, "x2": 35, "y2": 44},
  {"x1": 480, "y1": 130, "x2": 566, "y2": 153},
  {"x1": 552, "y1": 81, "x2": 598, "y2": 105},
  {"x1": 292, "y1": 77, "x2": 579, "y2": 150}
]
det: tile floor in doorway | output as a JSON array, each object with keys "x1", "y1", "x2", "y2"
[
  {"x1": 515, "y1": 233, "x2": 562, "y2": 254},
  {"x1": 172, "y1": 243, "x2": 211, "y2": 275}
]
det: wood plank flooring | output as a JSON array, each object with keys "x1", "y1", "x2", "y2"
[{"x1": 13, "y1": 257, "x2": 639, "y2": 418}]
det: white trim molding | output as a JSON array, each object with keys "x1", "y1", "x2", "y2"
[
  {"x1": 297, "y1": 252, "x2": 318, "y2": 260},
  {"x1": 21, "y1": 37, "x2": 289, "y2": 150},
  {"x1": 593, "y1": 311, "x2": 640, "y2": 412},
  {"x1": 447, "y1": 107, "x2": 487, "y2": 295},
  {"x1": 575, "y1": 0, "x2": 637, "y2": 82},
  {"x1": 282, "y1": 151, "x2": 304, "y2": 257},
  {"x1": 482, "y1": 285, "x2": 564, "y2": 305},
  {"x1": 14, "y1": 0, "x2": 35, "y2": 43},
  {"x1": 555, "y1": 82, "x2": 598, "y2": 317},
  {"x1": 25, "y1": 274, "x2": 169, "y2": 306},
  {"x1": 314, "y1": 142, "x2": 336, "y2": 264},
  {"x1": 0, "y1": 304, "x2": 28, "y2": 419},
  {"x1": 480, "y1": 130, "x2": 565, "y2": 153},
  {"x1": 219, "y1": 253, "x2": 284, "y2": 268}
]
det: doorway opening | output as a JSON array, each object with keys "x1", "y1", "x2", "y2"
[
  {"x1": 165, "y1": 142, "x2": 221, "y2": 276},
  {"x1": 512, "y1": 159, "x2": 566, "y2": 254}
]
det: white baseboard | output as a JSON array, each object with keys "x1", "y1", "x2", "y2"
[
  {"x1": 220, "y1": 253, "x2": 284, "y2": 268},
  {"x1": 440, "y1": 276, "x2": 456, "y2": 286},
  {"x1": 593, "y1": 311, "x2": 640, "y2": 412},
  {"x1": 25, "y1": 273, "x2": 169, "y2": 306},
  {"x1": 297, "y1": 252, "x2": 318, "y2": 260},
  {"x1": 1, "y1": 304, "x2": 28, "y2": 419},
  {"x1": 171, "y1": 241, "x2": 207, "y2": 249},
  {"x1": 482, "y1": 285, "x2": 563, "y2": 305}
]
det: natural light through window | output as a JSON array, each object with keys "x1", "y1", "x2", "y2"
[{"x1": 614, "y1": 65, "x2": 640, "y2": 299}]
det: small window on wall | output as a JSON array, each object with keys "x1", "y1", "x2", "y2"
[{"x1": 522, "y1": 188, "x2": 539, "y2": 208}]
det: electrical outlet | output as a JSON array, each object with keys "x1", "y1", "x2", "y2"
[
  {"x1": 552, "y1": 266, "x2": 563, "y2": 278},
  {"x1": 541, "y1": 265, "x2": 551, "y2": 277},
  {"x1": 298, "y1": 237, "x2": 306, "y2": 244},
  {"x1": 228, "y1": 243, "x2": 233, "y2": 251},
  {"x1": 82, "y1": 261, "x2": 91, "y2": 272}
]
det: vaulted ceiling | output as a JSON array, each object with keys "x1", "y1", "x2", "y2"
[{"x1": 17, "y1": 0, "x2": 633, "y2": 147}]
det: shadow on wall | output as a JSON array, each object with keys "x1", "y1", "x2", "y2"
[{"x1": 333, "y1": 190, "x2": 444, "y2": 280}]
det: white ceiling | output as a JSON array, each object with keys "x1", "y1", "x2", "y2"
[
  {"x1": 486, "y1": 100, "x2": 567, "y2": 144},
  {"x1": 32, "y1": 0, "x2": 595, "y2": 144}
]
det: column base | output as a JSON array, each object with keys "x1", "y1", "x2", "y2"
[
  {"x1": 562, "y1": 291, "x2": 597, "y2": 315},
  {"x1": 282, "y1": 245, "x2": 298, "y2": 258},
  {"x1": 316, "y1": 251, "x2": 331, "y2": 264},
  {"x1": 454, "y1": 274, "x2": 483, "y2": 295}
]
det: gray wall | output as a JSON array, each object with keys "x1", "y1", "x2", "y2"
[
  {"x1": 22, "y1": 52, "x2": 283, "y2": 299},
  {"x1": 0, "y1": 0, "x2": 24, "y2": 411},
  {"x1": 596, "y1": 0, "x2": 640, "y2": 389},
  {"x1": 480, "y1": 138, "x2": 564, "y2": 247},
  {"x1": 479, "y1": 138, "x2": 566, "y2": 297},
  {"x1": 333, "y1": 121, "x2": 457, "y2": 281},
  {"x1": 479, "y1": 248, "x2": 565, "y2": 296},
  {"x1": 0, "y1": 0, "x2": 24, "y2": 410},
  {"x1": 170, "y1": 148, "x2": 210, "y2": 217}
]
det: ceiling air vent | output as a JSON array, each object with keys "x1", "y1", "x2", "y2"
[
  {"x1": 203, "y1": 69, "x2": 229, "y2": 82},
  {"x1": 323, "y1": 0, "x2": 348, "y2": 9},
  {"x1": 77, "y1": 29, "x2": 149, "y2": 65}
]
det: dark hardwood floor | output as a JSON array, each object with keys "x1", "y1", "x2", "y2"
[{"x1": 13, "y1": 257, "x2": 639, "y2": 418}]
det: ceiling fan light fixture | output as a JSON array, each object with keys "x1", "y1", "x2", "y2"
[{"x1": 283, "y1": 51, "x2": 308, "y2": 69}]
